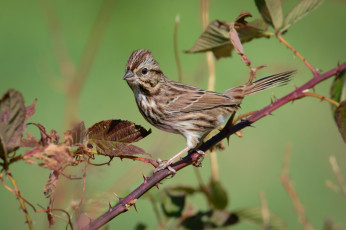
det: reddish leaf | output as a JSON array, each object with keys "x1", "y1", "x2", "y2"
[
  {"x1": 25, "y1": 99, "x2": 37, "y2": 120},
  {"x1": 335, "y1": 100, "x2": 346, "y2": 142},
  {"x1": 0, "y1": 89, "x2": 26, "y2": 156},
  {"x1": 87, "y1": 120, "x2": 151, "y2": 157},
  {"x1": 185, "y1": 11, "x2": 269, "y2": 59}
]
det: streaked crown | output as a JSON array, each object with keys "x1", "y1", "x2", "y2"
[{"x1": 126, "y1": 49, "x2": 159, "y2": 71}]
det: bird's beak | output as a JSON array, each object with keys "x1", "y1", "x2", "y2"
[{"x1": 123, "y1": 69, "x2": 134, "y2": 80}]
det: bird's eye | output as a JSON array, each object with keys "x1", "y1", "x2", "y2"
[{"x1": 141, "y1": 68, "x2": 148, "y2": 75}]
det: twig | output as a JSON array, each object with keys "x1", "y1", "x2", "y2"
[
  {"x1": 82, "y1": 62, "x2": 346, "y2": 230},
  {"x1": 281, "y1": 144, "x2": 315, "y2": 230},
  {"x1": 303, "y1": 92, "x2": 340, "y2": 107},
  {"x1": 259, "y1": 190, "x2": 270, "y2": 230},
  {"x1": 3, "y1": 171, "x2": 34, "y2": 230},
  {"x1": 329, "y1": 156, "x2": 346, "y2": 197},
  {"x1": 277, "y1": 34, "x2": 317, "y2": 76},
  {"x1": 174, "y1": 14, "x2": 183, "y2": 83}
]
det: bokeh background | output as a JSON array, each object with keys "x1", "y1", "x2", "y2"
[{"x1": 1, "y1": 0, "x2": 345, "y2": 229}]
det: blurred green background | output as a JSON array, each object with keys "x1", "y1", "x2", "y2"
[{"x1": 1, "y1": 0, "x2": 345, "y2": 229}]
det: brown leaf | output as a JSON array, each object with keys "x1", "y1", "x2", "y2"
[
  {"x1": 185, "y1": 11, "x2": 269, "y2": 59},
  {"x1": 0, "y1": 89, "x2": 26, "y2": 156},
  {"x1": 25, "y1": 99, "x2": 37, "y2": 120},
  {"x1": 87, "y1": 120, "x2": 151, "y2": 157},
  {"x1": 64, "y1": 121, "x2": 86, "y2": 146}
]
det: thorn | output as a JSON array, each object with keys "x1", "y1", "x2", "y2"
[
  {"x1": 108, "y1": 202, "x2": 112, "y2": 210},
  {"x1": 302, "y1": 89, "x2": 309, "y2": 93},
  {"x1": 155, "y1": 183, "x2": 160, "y2": 190},
  {"x1": 113, "y1": 192, "x2": 123, "y2": 202},
  {"x1": 133, "y1": 203, "x2": 138, "y2": 212},
  {"x1": 142, "y1": 174, "x2": 148, "y2": 183}
]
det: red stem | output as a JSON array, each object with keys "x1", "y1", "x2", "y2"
[{"x1": 82, "y1": 62, "x2": 346, "y2": 230}]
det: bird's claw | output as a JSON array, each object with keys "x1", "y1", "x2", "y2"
[
  {"x1": 193, "y1": 150, "x2": 205, "y2": 167},
  {"x1": 154, "y1": 160, "x2": 176, "y2": 174}
]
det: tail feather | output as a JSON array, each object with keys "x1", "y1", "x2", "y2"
[
  {"x1": 223, "y1": 70, "x2": 295, "y2": 103},
  {"x1": 246, "y1": 71, "x2": 295, "y2": 95}
]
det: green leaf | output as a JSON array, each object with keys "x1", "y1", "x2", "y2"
[
  {"x1": 282, "y1": 0, "x2": 324, "y2": 32},
  {"x1": 160, "y1": 189, "x2": 185, "y2": 217},
  {"x1": 181, "y1": 210, "x2": 239, "y2": 229},
  {"x1": 330, "y1": 71, "x2": 346, "y2": 118},
  {"x1": 207, "y1": 178, "x2": 229, "y2": 210},
  {"x1": 185, "y1": 11, "x2": 270, "y2": 59},
  {"x1": 335, "y1": 100, "x2": 346, "y2": 142},
  {"x1": 233, "y1": 206, "x2": 285, "y2": 230},
  {"x1": 0, "y1": 89, "x2": 26, "y2": 156},
  {"x1": 255, "y1": 0, "x2": 283, "y2": 30},
  {"x1": 86, "y1": 120, "x2": 151, "y2": 157}
]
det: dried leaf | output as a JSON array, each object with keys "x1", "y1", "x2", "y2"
[
  {"x1": 207, "y1": 178, "x2": 229, "y2": 210},
  {"x1": 160, "y1": 189, "x2": 186, "y2": 217},
  {"x1": 25, "y1": 99, "x2": 37, "y2": 120},
  {"x1": 23, "y1": 143, "x2": 74, "y2": 171},
  {"x1": 185, "y1": 11, "x2": 269, "y2": 59},
  {"x1": 255, "y1": 0, "x2": 283, "y2": 30},
  {"x1": 335, "y1": 100, "x2": 346, "y2": 142},
  {"x1": 20, "y1": 133, "x2": 39, "y2": 148},
  {"x1": 29, "y1": 123, "x2": 60, "y2": 146},
  {"x1": 64, "y1": 121, "x2": 86, "y2": 146},
  {"x1": 0, "y1": 89, "x2": 26, "y2": 156},
  {"x1": 87, "y1": 120, "x2": 151, "y2": 157},
  {"x1": 282, "y1": 0, "x2": 324, "y2": 32},
  {"x1": 233, "y1": 206, "x2": 285, "y2": 230}
]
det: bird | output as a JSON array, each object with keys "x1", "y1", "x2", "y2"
[{"x1": 123, "y1": 49, "x2": 294, "y2": 172}]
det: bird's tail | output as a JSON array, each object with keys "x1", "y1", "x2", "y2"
[{"x1": 223, "y1": 71, "x2": 295, "y2": 103}]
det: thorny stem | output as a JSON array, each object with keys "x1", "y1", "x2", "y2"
[
  {"x1": 277, "y1": 34, "x2": 317, "y2": 76},
  {"x1": 82, "y1": 65, "x2": 346, "y2": 230},
  {"x1": 174, "y1": 14, "x2": 183, "y2": 83},
  {"x1": 303, "y1": 92, "x2": 340, "y2": 107},
  {"x1": 5, "y1": 171, "x2": 34, "y2": 230},
  {"x1": 281, "y1": 144, "x2": 315, "y2": 230}
]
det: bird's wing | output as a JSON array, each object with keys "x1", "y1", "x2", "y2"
[{"x1": 165, "y1": 82, "x2": 239, "y2": 113}]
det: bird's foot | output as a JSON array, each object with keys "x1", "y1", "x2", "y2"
[
  {"x1": 192, "y1": 150, "x2": 205, "y2": 167},
  {"x1": 154, "y1": 159, "x2": 176, "y2": 174}
]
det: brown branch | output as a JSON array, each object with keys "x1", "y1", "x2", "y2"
[
  {"x1": 277, "y1": 34, "x2": 317, "y2": 76},
  {"x1": 81, "y1": 61, "x2": 346, "y2": 230},
  {"x1": 281, "y1": 144, "x2": 315, "y2": 230}
]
